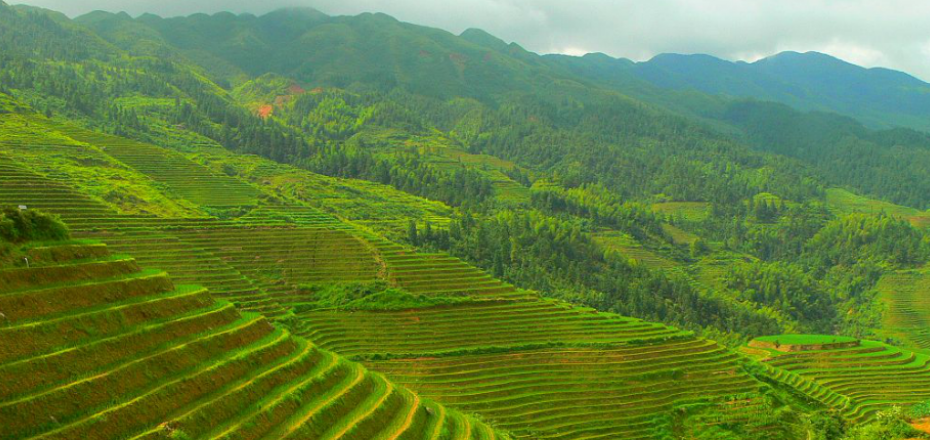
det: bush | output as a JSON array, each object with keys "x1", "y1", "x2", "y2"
[
  {"x1": 0, "y1": 207, "x2": 70, "y2": 243},
  {"x1": 293, "y1": 281, "x2": 470, "y2": 312},
  {"x1": 841, "y1": 406, "x2": 926, "y2": 440}
]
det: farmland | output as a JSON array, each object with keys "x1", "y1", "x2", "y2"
[
  {"x1": 876, "y1": 269, "x2": 930, "y2": 350},
  {"x1": 0, "y1": 238, "x2": 499, "y2": 439},
  {"x1": 0, "y1": 109, "x2": 784, "y2": 439},
  {"x1": 743, "y1": 336, "x2": 930, "y2": 421},
  {"x1": 3, "y1": 3, "x2": 930, "y2": 438}
]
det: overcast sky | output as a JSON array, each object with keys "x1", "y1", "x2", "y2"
[{"x1": 11, "y1": 0, "x2": 930, "y2": 81}]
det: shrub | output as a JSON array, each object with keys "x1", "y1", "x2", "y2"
[
  {"x1": 0, "y1": 207, "x2": 70, "y2": 243},
  {"x1": 293, "y1": 281, "x2": 470, "y2": 312},
  {"x1": 840, "y1": 406, "x2": 926, "y2": 440}
]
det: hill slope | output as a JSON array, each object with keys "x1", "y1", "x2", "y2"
[
  {"x1": 0, "y1": 91, "x2": 792, "y2": 439},
  {"x1": 4, "y1": 5, "x2": 930, "y2": 438},
  {"x1": 0, "y1": 237, "x2": 502, "y2": 439},
  {"x1": 550, "y1": 50, "x2": 930, "y2": 132}
]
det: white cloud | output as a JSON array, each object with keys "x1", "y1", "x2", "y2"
[
  {"x1": 10, "y1": 0, "x2": 930, "y2": 81},
  {"x1": 551, "y1": 46, "x2": 591, "y2": 57}
]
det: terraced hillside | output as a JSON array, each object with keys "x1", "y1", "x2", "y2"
[
  {"x1": 0, "y1": 156, "x2": 289, "y2": 316},
  {"x1": 876, "y1": 269, "x2": 930, "y2": 350},
  {"x1": 0, "y1": 114, "x2": 793, "y2": 438},
  {"x1": 0, "y1": 155, "x2": 116, "y2": 224},
  {"x1": 50, "y1": 123, "x2": 262, "y2": 207},
  {"x1": 295, "y1": 285, "x2": 775, "y2": 439},
  {"x1": 591, "y1": 230, "x2": 678, "y2": 270},
  {"x1": 369, "y1": 236, "x2": 527, "y2": 299},
  {"x1": 297, "y1": 298, "x2": 684, "y2": 356},
  {"x1": 177, "y1": 227, "x2": 384, "y2": 308},
  {"x1": 189, "y1": 148, "x2": 453, "y2": 240},
  {"x1": 742, "y1": 335, "x2": 930, "y2": 421},
  {"x1": 295, "y1": 238, "x2": 778, "y2": 438},
  {"x1": 0, "y1": 239, "x2": 503, "y2": 440}
]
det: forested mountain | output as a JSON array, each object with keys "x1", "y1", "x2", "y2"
[
  {"x1": 550, "y1": 49, "x2": 930, "y2": 132},
  {"x1": 5, "y1": 1, "x2": 930, "y2": 438},
  {"x1": 3, "y1": 2, "x2": 930, "y2": 340}
]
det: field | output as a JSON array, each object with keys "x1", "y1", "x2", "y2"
[
  {"x1": 0, "y1": 108, "x2": 922, "y2": 438},
  {"x1": 368, "y1": 129, "x2": 532, "y2": 206},
  {"x1": 826, "y1": 188, "x2": 930, "y2": 228},
  {"x1": 592, "y1": 230, "x2": 679, "y2": 270},
  {"x1": 0, "y1": 111, "x2": 786, "y2": 438},
  {"x1": 875, "y1": 268, "x2": 930, "y2": 350},
  {"x1": 743, "y1": 336, "x2": 930, "y2": 421},
  {"x1": 0, "y1": 240, "x2": 499, "y2": 439},
  {"x1": 651, "y1": 202, "x2": 710, "y2": 222}
]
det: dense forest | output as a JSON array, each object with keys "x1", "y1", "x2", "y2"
[
  {"x1": 5, "y1": 2, "x2": 930, "y2": 438},
  {"x1": 3, "y1": 1, "x2": 930, "y2": 345}
]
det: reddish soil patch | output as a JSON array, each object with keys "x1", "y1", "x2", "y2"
[
  {"x1": 449, "y1": 53, "x2": 467, "y2": 63},
  {"x1": 257, "y1": 104, "x2": 273, "y2": 119},
  {"x1": 287, "y1": 84, "x2": 306, "y2": 95},
  {"x1": 912, "y1": 418, "x2": 930, "y2": 435},
  {"x1": 908, "y1": 215, "x2": 930, "y2": 229},
  {"x1": 310, "y1": 87, "x2": 324, "y2": 94},
  {"x1": 418, "y1": 50, "x2": 432, "y2": 58},
  {"x1": 747, "y1": 339, "x2": 860, "y2": 353}
]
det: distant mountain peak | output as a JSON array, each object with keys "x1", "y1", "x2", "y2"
[
  {"x1": 649, "y1": 53, "x2": 732, "y2": 65},
  {"x1": 262, "y1": 7, "x2": 328, "y2": 20},
  {"x1": 460, "y1": 28, "x2": 509, "y2": 51},
  {"x1": 755, "y1": 51, "x2": 853, "y2": 68}
]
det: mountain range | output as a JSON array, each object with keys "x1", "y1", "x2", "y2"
[{"x1": 4, "y1": 2, "x2": 930, "y2": 438}]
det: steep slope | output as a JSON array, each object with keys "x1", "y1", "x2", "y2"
[
  {"x1": 743, "y1": 336, "x2": 930, "y2": 421},
  {"x1": 0, "y1": 89, "x2": 789, "y2": 439},
  {"x1": 875, "y1": 269, "x2": 930, "y2": 350},
  {"x1": 551, "y1": 50, "x2": 930, "y2": 132},
  {"x1": 76, "y1": 8, "x2": 558, "y2": 100},
  {"x1": 4, "y1": 6, "x2": 930, "y2": 437},
  {"x1": 0, "y1": 238, "x2": 501, "y2": 440}
]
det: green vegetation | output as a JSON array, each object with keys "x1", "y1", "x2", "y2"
[
  {"x1": 3, "y1": 2, "x2": 930, "y2": 438},
  {"x1": 293, "y1": 281, "x2": 471, "y2": 312},
  {"x1": 743, "y1": 337, "x2": 930, "y2": 421},
  {"x1": 875, "y1": 268, "x2": 930, "y2": 350},
  {"x1": 0, "y1": 238, "x2": 506, "y2": 439},
  {"x1": 753, "y1": 335, "x2": 858, "y2": 346},
  {"x1": 0, "y1": 206, "x2": 69, "y2": 243}
]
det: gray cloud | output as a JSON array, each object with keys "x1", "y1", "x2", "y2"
[{"x1": 11, "y1": 0, "x2": 930, "y2": 81}]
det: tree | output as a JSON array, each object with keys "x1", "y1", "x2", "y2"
[
  {"x1": 690, "y1": 238, "x2": 710, "y2": 259},
  {"x1": 407, "y1": 220, "x2": 419, "y2": 246}
]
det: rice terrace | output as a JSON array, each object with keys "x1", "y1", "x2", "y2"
[{"x1": 3, "y1": 1, "x2": 930, "y2": 439}]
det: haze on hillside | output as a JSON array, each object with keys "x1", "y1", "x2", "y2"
[
  {"x1": 11, "y1": 0, "x2": 930, "y2": 82},
  {"x1": 4, "y1": 1, "x2": 930, "y2": 439}
]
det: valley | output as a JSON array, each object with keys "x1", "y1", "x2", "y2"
[{"x1": 2, "y1": 1, "x2": 930, "y2": 438}]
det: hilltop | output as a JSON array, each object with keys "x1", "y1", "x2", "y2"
[
  {"x1": 3, "y1": 3, "x2": 930, "y2": 438},
  {"x1": 549, "y1": 50, "x2": 930, "y2": 132}
]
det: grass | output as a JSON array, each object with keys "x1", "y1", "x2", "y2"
[
  {"x1": 651, "y1": 201, "x2": 710, "y2": 222},
  {"x1": 742, "y1": 338, "x2": 930, "y2": 421},
  {"x1": 875, "y1": 267, "x2": 930, "y2": 350},
  {"x1": 191, "y1": 149, "x2": 453, "y2": 240},
  {"x1": 826, "y1": 188, "x2": 930, "y2": 227},
  {"x1": 3, "y1": 113, "x2": 891, "y2": 438},
  {"x1": 0, "y1": 115, "x2": 204, "y2": 217},
  {"x1": 592, "y1": 229, "x2": 679, "y2": 270},
  {"x1": 0, "y1": 239, "x2": 506, "y2": 439},
  {"x1": 753, "y1": 334, "x2": 858, "y2": 346}
]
